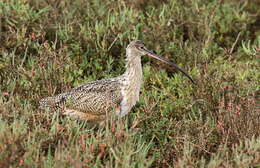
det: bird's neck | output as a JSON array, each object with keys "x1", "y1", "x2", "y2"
[
  {"x1": 117, "y1": 50, "x2": 142, "y2": 117},
  {"x1": 123, "y1": 49, "x2": 143, "y2": 87}
]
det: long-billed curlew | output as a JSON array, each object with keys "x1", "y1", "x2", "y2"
[{"x1": 39, "y1": 40, "x2": 195, "y2": 122}]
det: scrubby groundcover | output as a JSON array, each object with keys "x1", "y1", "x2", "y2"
[{"x1": 0, "y1": 0, "x2": 259, "y2": 167}]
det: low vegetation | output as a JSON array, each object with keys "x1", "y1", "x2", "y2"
[{"x1": 0, "y1": 0, "x2": 259, "y2": 167}]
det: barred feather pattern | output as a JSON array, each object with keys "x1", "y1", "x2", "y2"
[{"x1": 39, "y1": 77, "x2": 123, "y2": 121}]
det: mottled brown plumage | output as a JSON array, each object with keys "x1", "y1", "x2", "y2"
[
  {"x1": 39, "y1": 78, "x2": 122, "y2": 122},
  {"x1": 39, "y1": 40, "x2": 195, "y2": 122}
]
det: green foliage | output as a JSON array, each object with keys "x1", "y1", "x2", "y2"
[{"x1": 0, "y1": 0, "x2": 259, "y2": 167}]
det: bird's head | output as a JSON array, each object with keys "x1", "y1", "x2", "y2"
[
  {"x1": 126, "y1": 40, "x2": 195, "y2": 84},
  {"x1": 127, "y1": 40, "x2": 149, "y2": 56}
]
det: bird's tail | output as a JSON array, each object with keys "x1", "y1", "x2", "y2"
[{"x1": 39, "y1": 96, "x2": 57, "y2": 109}]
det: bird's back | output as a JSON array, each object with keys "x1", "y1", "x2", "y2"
[{"x1": 39, "y1": 77, "x2": 123, "y2": 121}]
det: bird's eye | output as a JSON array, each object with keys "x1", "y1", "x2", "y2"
[{"x1": 139, "y1": 46, "x2": 144, "y2": 50}]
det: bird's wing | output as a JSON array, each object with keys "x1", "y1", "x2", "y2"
[{"x1": 39, "y1": 78, "x2": 122, "y2": 115}]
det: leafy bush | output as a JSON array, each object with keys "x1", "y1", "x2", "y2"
[{"x1": 0, "y1": 0, "x2": 259, "y2": 167}]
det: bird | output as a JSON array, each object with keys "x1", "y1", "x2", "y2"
[{"x1": 39, "y1": 40, "x2": 195, "y2": 123}]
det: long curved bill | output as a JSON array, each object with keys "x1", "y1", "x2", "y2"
[{"x1": 144, "y1": 48, "x2": 195, "y2": 84}]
